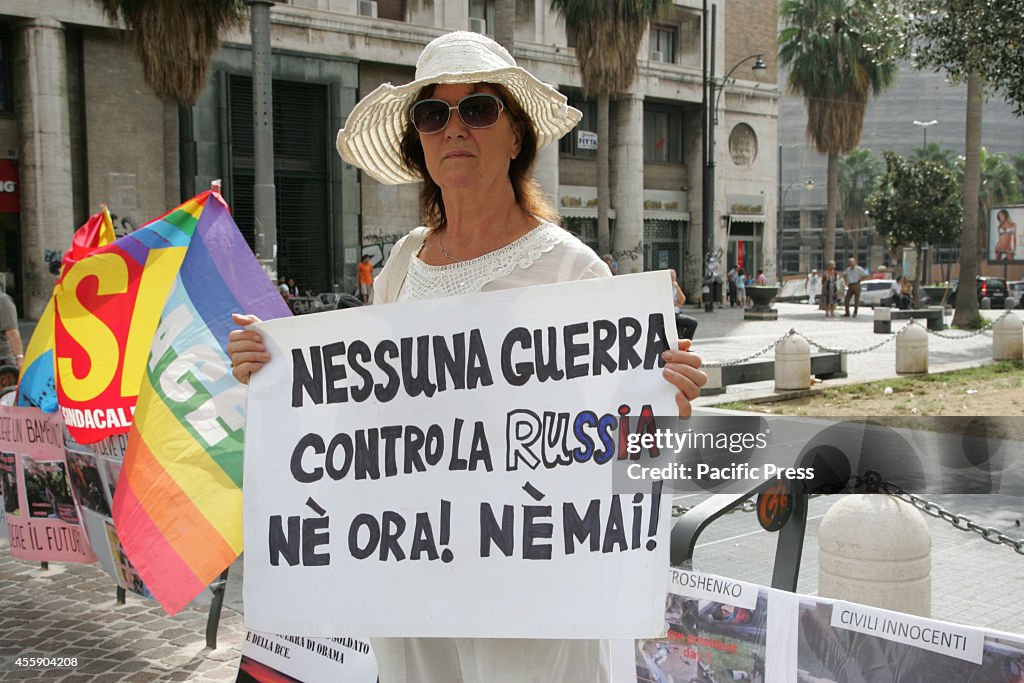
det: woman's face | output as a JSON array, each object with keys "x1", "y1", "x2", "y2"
[{"x1": 416, "y1": 83, "x2": 521, "y2": 193}]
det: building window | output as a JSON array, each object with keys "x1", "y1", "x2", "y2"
[
  {"x1": 469, "y1": 0, "x2": 495, "y2": 35},
  {"x1": 644, "y1": 220, "x2": 685, "y2": 273},
  {"x1": 228, "y1": 75, "x2": 332, "y2": 295},
  {"x1": 564, "y1": 217, "x2": 597, "y2": 252},
  {"x1": 559, "y1": 95, "x2": 597, "y2": 159},
  {"x1": 0, "y1": 26, "x2": 10, "y2": 114},
  {"x1": 643, "y1": 105, "x2": 683, "y2": 164},
  {"x1": 377, "y1": 0, "x2": 405, "y2": 21},
  {"x1": 649, "y1": 23, "x2": 676, "y2": 63}
]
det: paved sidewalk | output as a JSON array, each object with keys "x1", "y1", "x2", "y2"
[
  {"x1": 687, "y1": 302, "x2": 1021, "y2": 405},
  {"x1": 0, "y1": 540, "x2": 245, "y2": 682}
]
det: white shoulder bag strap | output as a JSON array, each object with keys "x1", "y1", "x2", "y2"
[{"x1": 385, "y1": 227, "x2": 428, "y2": 303}]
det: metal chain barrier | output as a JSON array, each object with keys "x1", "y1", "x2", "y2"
[
  {"x1": 671, "y1": 470, "x2": 1024, "y2": 556},
  {"x1": 701, "y1": 310, "x2": 1017, "y2": 368},
  {"x1": 880, "y1": 479, "x2": 1024, "y2": 556},
  {"x1": 800, "y1": 322, "x2": 909, "y2": 355},
  {"x1": 703, "y1": 332, "x2": 792, "y2": 368},
  {"x1": 925, "y1": 309, "x2": 1008, "y2": 340}
]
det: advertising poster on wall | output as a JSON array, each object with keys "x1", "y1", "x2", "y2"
[{"x1": 989, "y1": 206, "x2": 1024, "y2": 264}]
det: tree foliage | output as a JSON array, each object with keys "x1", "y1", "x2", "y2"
[
  {"x1": 838, "y1": 148, "x2": 882, "y2": 241},
  {"x1": 778, "y1": 0, "x2": 905, "y2": 156},
  {"x1": 94, "y1": 0, "x2": 246, "y2": 105},
  {"x1": 1013, "y1": 154, "x2": 1024, "y2": 197},
  {"x1": 777, "y1": 0, "x2": 905, "y2": 263},
  {"x1": 868, "y1": 151, "x2": 962, "y2": 249},
  {"x1": 911, "y1": 142, "x2": 957, "y2": 169},
  {"x1": 908, "y1": 0, "x2": 1024, "y2": 116},
  {"x1": 549, "y1": 0, "x2": 669, "y2": 262},
  {"x1": 549, "y1": 0, "x2": 669, "y2": 97}
]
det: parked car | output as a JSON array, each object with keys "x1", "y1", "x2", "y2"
[
  {"x1": 857, "y1": 279, "x2": 896, "y2": 307},
  {"x1": 1008, "y1": 281, "x2": 1024, "y2": 309},
  {"x1": 948, "y1": 276, "x2": 1009, "y2": 308}
]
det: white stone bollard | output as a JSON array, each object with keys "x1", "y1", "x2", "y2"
[
  {"x1": 895, "y1": 322, "x2": 928, "y2": 374},
  {"x1": 993, "y1": 313, "x2": 1024, "y2": 360},
  {"x1": 775, "y1": 332, "x2": 811, "y2": 391},
  {"x1": 819, "y1": 494, "x2": 931, "y2": 617}
]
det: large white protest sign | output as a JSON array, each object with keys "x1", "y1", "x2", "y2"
[{"x1": 243, "y1": 272, "x2": 678, "y2": 637}]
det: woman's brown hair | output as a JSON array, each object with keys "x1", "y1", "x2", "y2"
[{"x1": 399, "y1": 82, "x2": 559, "y2": 231}]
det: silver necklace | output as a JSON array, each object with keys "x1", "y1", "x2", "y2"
[{"x1": 437, "y1": 234, "x2": 462, "y2": 262}]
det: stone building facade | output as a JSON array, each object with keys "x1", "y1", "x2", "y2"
[{"x1": 0, "y1": 0, "x2": 778, "y2": 318}]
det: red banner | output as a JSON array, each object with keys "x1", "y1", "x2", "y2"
[{"x1": 0, "y1": 160, "x2": 19, "y2": 213}]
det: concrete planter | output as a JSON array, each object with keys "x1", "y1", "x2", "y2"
[
  {"x1": 921, "y1": 286, "x2": 951, "y2": 307},
  {"x1": 745, "y1": 285, "x2": 780, "y2": 320}
]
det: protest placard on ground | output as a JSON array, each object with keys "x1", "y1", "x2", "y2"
[{"x1": 0, "y1": 405, "x2": 95, "y2": 563}]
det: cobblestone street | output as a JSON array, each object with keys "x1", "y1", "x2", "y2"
[{"x1": 0, "y1": 546, "x2": 245, "y2": 682}]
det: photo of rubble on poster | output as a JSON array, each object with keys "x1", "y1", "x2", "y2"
[{"x1": 636, "y1": 571, "x2": 767, "y2": 683}]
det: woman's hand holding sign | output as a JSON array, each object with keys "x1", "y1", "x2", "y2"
[
  {"x1": 227, "y1": 313, "x2": 269, "y2": 385},
  {"x1": 662, "y1": 339, "x2": 706, "y2": 417}
]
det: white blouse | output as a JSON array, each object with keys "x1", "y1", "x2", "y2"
[
  {"x1": 374, "y1": 222, "x2": 610, "y2": 304},
  {"x1": 368, "y1": 222, "x2": 614, "y2": 683}
]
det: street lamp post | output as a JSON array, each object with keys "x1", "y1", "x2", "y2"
[
  {"x1": 702, "y1": 0, "x2": 767, "y2": 311},
  {"x1": 912, "y1": 119, "x2": 937, "y2": 282},
  {"x1": 249, "y1": 0, "x2": 277, "y2": 279},
  {"x1": 912, "y1": 119, "x2": 938, "y2": 153},
  {"x1": 776, "y1": 177, "x2": 815, "y2": 281}
]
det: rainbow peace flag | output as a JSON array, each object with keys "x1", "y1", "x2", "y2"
[
  {"x1": 113, "y1": 193, "x2": 290, "y2": 614},
  {"x1": 19, "y1": 207, "x2": 117, "y2": 412}
]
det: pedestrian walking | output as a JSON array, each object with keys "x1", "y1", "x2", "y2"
[
  {"x1": 0, "y1": 290, "x2": 24, "y2": 369},
  {"x1": 842, "y1": 257, "x2": 870, "y2": 317},
  {"x1": 357, "y1": 254, "x2": 375, "y2": 303},
  {"x1": 805, "y1": 269, "x2": 821, "y2": 305},
  {"x1": 821, "y1": 260, "x2": 838, "y2": 318},
  {"x1": 736, "y1": 268, "x2": 747, "y2": 307},
  {"x1": 727, "y1": 265, "x2": 738, "y2": 306}
]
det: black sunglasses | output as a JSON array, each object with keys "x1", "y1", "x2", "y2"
[{"x1": 410, "y1": 93, "x2": 505, "y2": 134}]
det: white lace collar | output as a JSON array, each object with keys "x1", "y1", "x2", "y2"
[{"x1": 398, "y1": 222, "x2": 568, "y2": 301}]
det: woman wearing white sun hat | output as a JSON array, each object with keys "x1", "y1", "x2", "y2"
[{"x1": 228, "y1": 30, "x2": 706, "y2": 682}]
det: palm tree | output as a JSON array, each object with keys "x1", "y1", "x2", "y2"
[
  {"x1": 94, "y1": 0, "x2": 245, "y2": 105},
  {"x1": 550, "y1": 0, "x2": 670, "y2": 258},
  {"x1": 978, "y1": 148, "x2": 1023, "y2": 221},
  {"x1": 1013, "y1": 154, "x2": 1024, "y2": 197},
  {"x1": 778, "y1": 0, "x2": 902, "y2": 265},
  {"x1": 912, "y1": 142, "x2": 957, "y2": 169},
  {"x1": 837, "y1": 148, "x2": 881, "y2": 257},
  {"x1": 954, "y1": 73, "x2": 983, "y2": 326}
]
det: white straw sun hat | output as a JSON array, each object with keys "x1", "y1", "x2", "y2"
[{"x1": 336, "y1": 31, "x2": 582, "y2": 185}]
